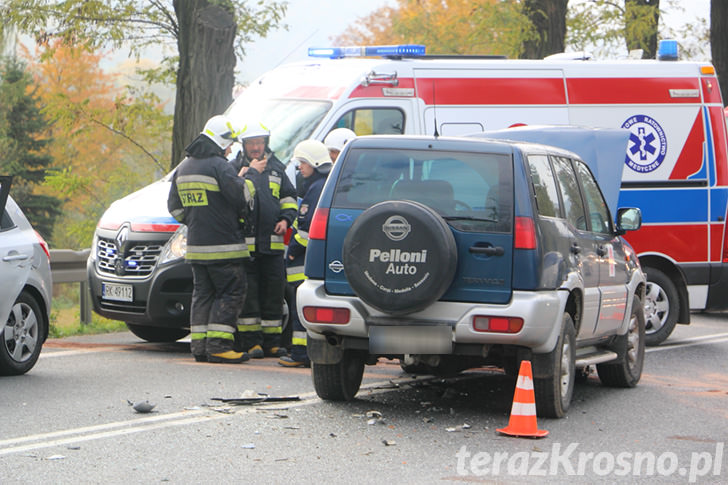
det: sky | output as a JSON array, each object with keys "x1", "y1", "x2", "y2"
[
  {"x1": 106, "y1": 0, "x2": 710, "y2": 90},
  {"x1": 234, "y1": 0, "x2": 710, "y2": 83},
  {"x1": 237, "y1": 1, "x2": 394, "y2": 83}
]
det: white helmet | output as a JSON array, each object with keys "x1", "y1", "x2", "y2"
[
  {"x1": 324, "y1": 128, "x2": 356, "y2": 152},
  {"x1": 201, "y1": 115, "x2": 237, "y2": 150},
  {"x1": 238, "y1": 121, "x2": 271, "y2": 141},
  {"x1": 293, "y1": 139, "x2": 332, "y2": 173}
]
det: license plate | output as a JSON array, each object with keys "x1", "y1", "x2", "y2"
[
  {"x1": 369, "y1": 325, "x2": 452, "y2": 354},
  {"x1": 102, "y1": 282, "x2": 133, "y2": 302}
]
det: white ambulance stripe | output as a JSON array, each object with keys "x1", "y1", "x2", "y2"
[
  {"x1": 516, "y1": 374, "x2": 533, "y2": 390},
  {"x1": 510, "y1": 401, "x2": 537, "y2": 416}
]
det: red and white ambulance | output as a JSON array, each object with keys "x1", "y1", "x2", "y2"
[{"x1": 89, "y1": 43, "x2": 727, "y2": 345}]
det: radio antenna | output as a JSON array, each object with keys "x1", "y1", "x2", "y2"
[{"x1": 432, "y1": 79, "x2": 439, "y2": 138}]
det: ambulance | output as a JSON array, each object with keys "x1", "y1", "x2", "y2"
[{"x1": 88, "y1": 42, "x2": 727, "y2": 346}]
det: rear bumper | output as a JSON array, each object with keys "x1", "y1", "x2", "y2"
[
  {"x1": 298, "y1": 279, "x2": 566, "y2": 354},
  {"x1": 87, "y1": 258, "x2": 192, "y2": 328}
]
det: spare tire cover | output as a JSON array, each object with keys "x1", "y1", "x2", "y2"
[{"x1": 343, "y1": 200, "x2": 457, "y2": 315}]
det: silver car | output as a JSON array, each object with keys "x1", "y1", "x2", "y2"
[{"x1": 0, "y1": 177, "x2": 52, "y2": 375}]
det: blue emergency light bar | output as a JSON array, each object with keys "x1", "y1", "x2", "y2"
[
  {"x1": 308, "y1": 44, "x2": 426, "y2": 59},
  {"x1": 658, "y1": 39, "x2": 678, "y2": 61}
]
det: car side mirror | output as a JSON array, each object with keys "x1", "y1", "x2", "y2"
[{"x1": 615, "y1": 207, "x2": 642, "y2": 235}]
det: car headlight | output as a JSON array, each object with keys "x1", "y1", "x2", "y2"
[{"x1": 158, "y1": 225, "x2": 187, "y2": 265}]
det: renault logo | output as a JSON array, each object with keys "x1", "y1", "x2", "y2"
[
  {"x1": 115, "y1": 225, "x2": 130, "y2": 254},
  {"x1": 382, "y1": 215, "x2": 411, "y2": 241}
]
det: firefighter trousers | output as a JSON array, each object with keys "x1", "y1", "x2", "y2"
[
  {"x1": 190, "y1": 262, "x2": 247, "y2": 358},
  {"x1": 237, "y1": 253, "x2": 285, "y2": 352}
]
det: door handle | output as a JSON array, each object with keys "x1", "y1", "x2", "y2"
[
  {"x1": 469, "y1": 245, "x2": 504, "y2": 256},
  {"x1": 570, "y1": 242, "x2": 581, "y2": 254},
  {"x1": 3, "y1": 253, "x2": 29, "y2": 262},
  {"x1": 597, "y1": 246, "x2": 607, "y2": 256}
]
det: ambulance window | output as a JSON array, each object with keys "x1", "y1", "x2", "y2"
[
  {"x1": 527, "y1": 155, "x2": 560, "y2": 218},
  {"x1": 334, "y1": 108, "x2": 404, "y2": 135},
  {"x1": 574, "y1": 160, "x2": 611, "y2": 234},
  {"x1": 551, "y1": 156, "x2": 587, "y2": 231}
]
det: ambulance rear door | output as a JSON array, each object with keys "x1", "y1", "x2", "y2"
[{"x1": 413, "y1": 68, "x2": 569, "y2": 135}]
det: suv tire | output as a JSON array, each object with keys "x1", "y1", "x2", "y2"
[
  {"x1": 598, "y1": 295, "x2": 645, "y2": 387},
  {"x1": 312, "y1": 350, "x2": 366, "y2": 401},
  {"x1": 126, "y1": 323, "x2": 189, "y2": 343},
  {"x1": 0, "y1": 291, "x2": 45, "y2": 376},
  {"x1": 643, "y1": 267, "x2": 678, "y2": 346},
  {"x1": 534, "y1": 313, "x2": 576, "y2": 419},
  {"x1": 342, "y1": 200, "x2": 457, "y2": 315}
]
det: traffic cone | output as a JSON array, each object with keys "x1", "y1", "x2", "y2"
[{"x1": 496, "y1": 360, "x2": 549, "y2": 438}]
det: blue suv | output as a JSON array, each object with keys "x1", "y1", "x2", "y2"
[{"x1": 298, "y1": 131, "x2": 646, "y2": 418}]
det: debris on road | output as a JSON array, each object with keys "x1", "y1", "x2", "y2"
[
  {"x1": 127, "y1": 400, "x2": 156, "y2": 413},
  {"x1": 211, "y1": 393, "x2": 300, "y2": 405}
]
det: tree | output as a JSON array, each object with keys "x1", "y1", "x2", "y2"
[
  {"x1": 334, "y1": 0, "x2": 533, "y2": 59},
  {"x1": 566, "y1": 0, "x2": 710, "y2": 60},
  {"x1": 710, "y1": 0, "x2": 728, "y2": 105},
  {"x1": 26, "y1": 40, "x2": 170, "y2": 248},
  {"x1": 0, "y1": 0, "x2": 286, "y2": 169},
  {"x1": 624, "y1": 0, "x2": 660, "y2": 58},
  {"x1": 521, "y1": 0, "x2": 569, "y2": 59},
  {"x1": 0, "y1": 57, "x2": 60, "y2": 237}
]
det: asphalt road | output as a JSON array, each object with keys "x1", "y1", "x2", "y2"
[{"x1": 1, "y1": 313, "x2": 727, "y2": 484}]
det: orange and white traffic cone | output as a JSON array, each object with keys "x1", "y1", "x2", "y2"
[{"x1": 497, "y1": 360, "x2": 549, "y2": 438}]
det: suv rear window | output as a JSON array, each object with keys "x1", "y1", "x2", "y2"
[{"x1": 333, "y1": 148, "x2": 513, "y2": 233}]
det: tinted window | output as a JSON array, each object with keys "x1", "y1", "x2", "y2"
[
  {"x1": 334, "y1": 108, "x2": 404, "y2": 135},
  {"x1": 574, "y1": 160, "x2": 611, "y2": 234},
  {"x1": 1, "y1": 209, "x2": 12, "y2": 230},
  {"x1": 527, "y1": 155, "x2": 560, "y2": 218},
  {"x1": 333, "y1": 148, "x2": 512, "y2": 232},
  {"x1": 551, "y1": 156, "x2": 587, "y2": 231}
]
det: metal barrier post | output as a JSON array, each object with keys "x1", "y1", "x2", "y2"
[{"x1": 50, "y1": 249, "x2": 92, "y2": 325}]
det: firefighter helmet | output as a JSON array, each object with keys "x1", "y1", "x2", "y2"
[
  {"x1": 201, "y1": 115, "x2": 237, "y2": 150},
  {"x1": 238, "y1": 121, "x2": 271, "y2": 141},
  {"x1": 293, "y1": 139, "x2": 332, "y2": 173},
  {"x1": 324, "y1": 128, "x2": 356, "y2": 152}
]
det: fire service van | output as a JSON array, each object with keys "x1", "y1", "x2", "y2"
[{"x1": 88, "y1": 42, "x2": 726, "y2": 346}]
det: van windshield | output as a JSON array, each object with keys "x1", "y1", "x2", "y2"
[{"x1": 225, "y1": 97, "x2": 331, "y2": 165}]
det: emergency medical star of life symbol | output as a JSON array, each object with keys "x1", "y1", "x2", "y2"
[{"x1": 622, "y1": 114, "x2": 667, "y2": 173}]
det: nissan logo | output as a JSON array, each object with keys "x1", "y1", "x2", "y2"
[{"x1": 382, "y1": 215, "x2": 411, "y2": 241}]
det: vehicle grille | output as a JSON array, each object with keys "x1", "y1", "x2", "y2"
[{"x1": 96, "y1": 237, "x2": 163, "y2": 277}]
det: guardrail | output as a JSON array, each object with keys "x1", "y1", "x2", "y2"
[{"x1": 50, "y1": 249, "x2": 92, "y2": 324}]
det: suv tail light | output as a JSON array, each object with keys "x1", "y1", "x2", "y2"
[
  {"x1": 309, "y1": 208, "x2": 329, "y2": 240},
  {"x1": 303, "y1": 306, "x2": 350, "y2": 324},
  {"x1": 472, "y1": 316, "x2": 523, "y2": 333},
  {"x1": 514, "y1": 216, "x2": 537, "y2": 250},
  {"x1": 34, "y1": 230, "x2": 51, "y2": 260}
]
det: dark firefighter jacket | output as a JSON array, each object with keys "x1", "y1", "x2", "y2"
[
  {"x1": 286, "y1": 170, "x2": 328, "y2": 282},
  {"x1": 232, "y1": 151, "x2": 297, "y2": 255},
  {"x1": 168, "y1": 137, "x2": 258, "y2": 263}
]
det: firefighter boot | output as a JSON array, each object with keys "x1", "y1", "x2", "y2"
[
  {"x1": 248, "y1": 345, "x2": 265, "y2": 359},
  {"x1": 208, "y1": 350, "x2": 250, "y2": 364}
]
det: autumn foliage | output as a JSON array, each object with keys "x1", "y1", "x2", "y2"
[
  {"x1": 333, "y1": 0, "x2": 533, "y2": 58},
  {"x1": 24, "y1": 41, "x2": 171, "y2": 248}
]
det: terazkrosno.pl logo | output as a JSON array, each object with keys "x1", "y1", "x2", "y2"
[
  {"x1": 622, "y1": 114, "x2": 667, "y2": 173},
  {"x1": 382, "y1": 215, "x2": 411, "y2": 241}
]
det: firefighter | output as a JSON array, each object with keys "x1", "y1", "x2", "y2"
[
  {"x1": 233, "y1": 120, "x2": 297, "y2": 358},
  {"x1": 278, "y1": 139, "x2": 333, "y2": 367},
  {"x1": 323, "y1": 127, "x2": 356, "y2": 163},
  {"x1": 167, "y1": 115, "x2": 260, "y2": 363}
]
